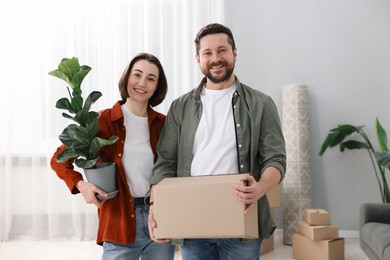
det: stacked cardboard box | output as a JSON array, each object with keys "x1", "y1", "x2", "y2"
[{"x1": 292, "y1": 209, "x2": 345, "y2": 260}]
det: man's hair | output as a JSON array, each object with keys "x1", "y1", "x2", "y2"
[
  {"x1": 118, "y1": 53, "x2": 168, "y2": 107},
  {"x1": 194, "y1": 23, "x2": 236, "y2": 55}
]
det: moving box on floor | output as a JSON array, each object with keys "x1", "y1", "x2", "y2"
[
  {"x1": 304, "y1": 209, "x2": 330, "y2": 226},
  {"x1": 297, "y1": 221, "x2": 339, "y2": 241},
  {"x1": 292, "y1": 233, "x2": 344, "y2": 260}
]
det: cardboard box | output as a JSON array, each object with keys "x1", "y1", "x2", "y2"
[
  {"x1": 292, "y1": 233, "x2": 344, "y2": 260},
  {"x1": 267, "y1": 184, "x2": 280, "y2": 208},
  {"x1": 153, "y1": 174, "x2": 258, "y2": 239},
  {"x1": 305, "y1": 209, "x2": 329, "y2": 225},
  {"x1": 260, "y1": 233, "x2": 274, "y2": 256},
  {"x1": 297, "y1": 221, "x2": 339, "y2": 240}
]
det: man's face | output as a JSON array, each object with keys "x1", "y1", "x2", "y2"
[{"x1": 196, "y1": 33, "x2": 237, "y2": 84}]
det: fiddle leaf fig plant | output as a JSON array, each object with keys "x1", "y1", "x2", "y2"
[
  {"x1": 49, "y1": 57, "x2": 118, "y2": 169},
  {"x1": 319, "y1": 118, "x2": 390, "y2": 203}
]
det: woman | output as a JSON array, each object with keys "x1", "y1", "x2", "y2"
[{"x1": 51, "y1": 53, "x2": 175, "y2": 259}]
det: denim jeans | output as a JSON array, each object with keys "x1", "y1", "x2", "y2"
[
  {"x1": 102, "y1": 205, "x2": 175, "y2": 260},
  {"x1": 181, "y1": 238, "x2": 262, "y2": 260}
]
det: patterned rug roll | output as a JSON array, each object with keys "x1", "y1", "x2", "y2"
[{"x1": 281, "y1": 84, "x2": 312, "y2": 245}]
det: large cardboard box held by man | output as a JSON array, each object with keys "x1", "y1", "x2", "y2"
[{"x1": 153, "y1": 174, "x2": 259, "y2": 239}]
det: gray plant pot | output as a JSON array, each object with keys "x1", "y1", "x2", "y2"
[{"x1": 84, "y1": 162, "x2": 119, "y2": 200}]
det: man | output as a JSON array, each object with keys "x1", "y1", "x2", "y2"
[{"x1": 148, "y1": 23, "x2": 286, "y2": 259}]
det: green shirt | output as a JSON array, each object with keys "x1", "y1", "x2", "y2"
[{"x1": 151, "y1": 77, "x2": 286, "y2": 239}]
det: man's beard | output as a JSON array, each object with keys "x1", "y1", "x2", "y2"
[{"x1": 202, "y1": 62, "x2": 235, "y2": 84}]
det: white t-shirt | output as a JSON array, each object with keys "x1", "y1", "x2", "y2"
[
  {"x1": 121, "y1": 105, "x2": 154, "y2": 197},
  {"x1": 191, "y1": 83, "x2": 239, "y2": 176}
]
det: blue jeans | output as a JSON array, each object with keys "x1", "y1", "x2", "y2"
[
  {"x1": 102, "y1": 205, "x2": 175, "y2": 260},
  {"x1": 181, "y1": 238, "x2": 262, "y2": 260}
]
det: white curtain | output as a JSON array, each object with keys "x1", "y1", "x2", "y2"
[{"x1": 0, "y1": 0, "x2": 224, "y2": 241}]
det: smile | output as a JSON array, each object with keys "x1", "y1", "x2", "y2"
[
  {"x1": 211, "y1": 64, "x2": 224, "y2": 70},
  {"x1": 134, "y1": 88, "x2": 147, "y2": 94}
]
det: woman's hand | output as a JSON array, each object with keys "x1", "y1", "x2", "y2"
[{"x1": 76, "y1": 180, "x2": 107, "y2": 208}]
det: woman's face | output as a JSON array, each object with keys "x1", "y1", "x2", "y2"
[{"x1": 127, "y1": 59, "x2": 159, "y2": 104}]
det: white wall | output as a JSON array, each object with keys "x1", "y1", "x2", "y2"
[{"x1": 225, "y1": 0, "x2": 390, "y2": 230}]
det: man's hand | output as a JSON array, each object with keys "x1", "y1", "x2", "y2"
[
  {"x1": 234, "y1": 168, "x2": 281, "y2": 214},
  {"x1": 234, "y1": 174, "x2": 263, "y2": 214},
  {"x1": 76, "y1": 180, "x2": 107, "y2": 208}
]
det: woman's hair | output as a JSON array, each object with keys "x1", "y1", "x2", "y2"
[
  {"x1": 118, "y1": 53, "x2": 168, "y2": 107},
  {"x1": 194, "y1": 23, "x2": 236, "y2": 56}
]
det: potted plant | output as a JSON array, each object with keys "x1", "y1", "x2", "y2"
[
  {"x1": 49, "y1": 57, "x2": 119, "y2": 200},
  {"x1": 319, "y1": 118, "x2": 390, "y2": 203}
]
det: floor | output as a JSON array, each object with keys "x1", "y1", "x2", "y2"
[{"x1": 0, "y1": 232, "x2": 367, "y2": 260}]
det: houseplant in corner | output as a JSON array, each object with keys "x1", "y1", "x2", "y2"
[
  {"x1": 319, "y1": 118, "x2": 390, "y2": 203},
  {"x1": 49, "y1": 57, "x2": 119, "y2": 200}
]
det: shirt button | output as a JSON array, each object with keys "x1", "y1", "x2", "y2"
[
  {"x1": 131, "y1": 214, "x2": 134, "y2": 218},
  {"x1": 118, "y1": 153, "x2": 122, "y2": 157},
  {"x1": 239, "y1": 144, "x2": 242, "y2": 148},
  {"x1": 233, "y1": 105, "x2": 237, "y2": 109},
  {"x1": 121, "y1": 140, "x2": 124, "y2": 144},
  {"x1": 237, "y1": 124, "x2": 240, "y2": 127},
  {"x1": 240, "y1": 165, "x2": 244, "y2": 168}
]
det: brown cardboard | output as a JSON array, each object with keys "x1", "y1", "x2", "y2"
[
  {"x1": 292, "y1": 233, "x2": 344, "y2": 260},
  {"x1": 297, "y1": 221, "x2": 339, "y2": 240},
  {"x1": 267, "y1": 184, "x2": 280, "y2": 208},
  {"x1": 153, "y1": 174, "x2": 258, "y2": 239},
  {"x1": 260, "y1": 233, "x2": 274, "y2": 256},
  {"x1": 304, "y1": 209, "x2": 329, "y2": 225}
]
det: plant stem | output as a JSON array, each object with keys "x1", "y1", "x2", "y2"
[
  {"x1": 67, "y1": 86, "x2": 72, "y2": 100},
  {"x1": 360, "y1": 130, "x2": 386, "y2": 202}
]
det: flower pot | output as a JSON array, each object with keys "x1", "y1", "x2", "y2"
[{"x1": 84, "y1": 162, "x2": 119, "y2": 200}]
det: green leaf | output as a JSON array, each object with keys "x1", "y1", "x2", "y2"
[
  {"x1": 319, "y1": 124, "x2": 363, "y2": 155},
  {"x1": 59, "y1": 124, "x2": 89, "y2": 148},
  {"x1": 376, "y1": 118, "x2": 388, "y2": 152},
  {"x1": 75, "y1": 157, "x2": 99, "y2": 169},
  {"x1": 340, "y1": 140, "x2": 370, "y2": 152},
  {"x1": 56, "y1": 98, "x2": 75, "y2": 114},
  {"x1": 62, "y1": 113, "x2": 73, "y2": 120},
  {"x1": 376, "y1": 151, "x2": 390, "y2": 169},
  {"x1": 86, "y1": 111, "x2": 99, "y2": 125},
  {"x1": 90, "y1": 136, "x2": 119, "y2": 155},
  {"x1": 84, "y1": 91, "x2": 102, "y2": 111},
  {"x1": 58, "y1": 58, "x2": 79, "y2": 86},
  {"x1": 71, "y1": 65, "x2": 92, "y2": 89},
  {"x1": 85, "y1": 121, "x2": 100, "y2": 141},
  {"x1": 56, "y1": 147, "x2": 79, "y2": 162},
  {"x1": 319, "y1": 133, "x2": 336, "y2": 155},
  {"x1": 49, "y1": 57, "x2": 91, "y2": 89},
  {"x1": 48, "y1": 70, "x2": 71, "y2": 86},
  {"x1": 49, "y1": 57, "x2": 79, "y2": 88},
  {"x1": 73, "y1": 109, "x2": 89, "y2": 127}
]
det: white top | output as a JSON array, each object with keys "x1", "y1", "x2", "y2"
[
  {"x1": 121, "y1": 105, "x2": 153, "y2": 197},
  {"x1": 191, "y1": 83, "x2": 239, "y2": 176}
]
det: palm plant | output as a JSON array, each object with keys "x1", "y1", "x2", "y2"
[
  {"x1": 49, "y1": 57, "x2": 118, "y2": 169},
  {"x1": 319, "y1": 118, "x2": 390, "y2": 203}
]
